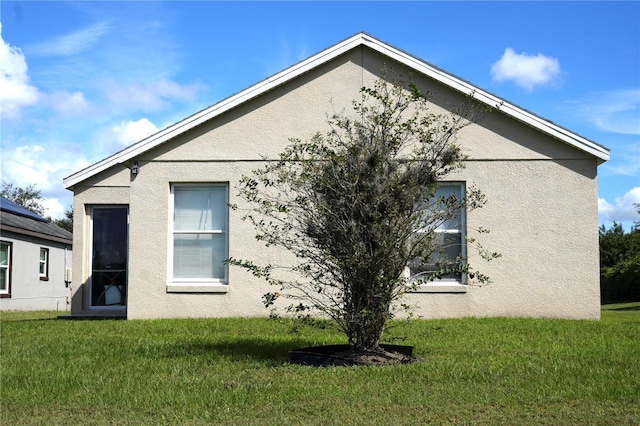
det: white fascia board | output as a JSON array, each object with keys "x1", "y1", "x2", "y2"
[
  {"x1": 359, "y1": 35, "x2": 610, "y2": 163},
  {"x1": 63, "y1": 35, "x2": 366, "y2": 190},
  {"x1": 64, "y1": 33, "x2": 609, "y2": 189}
]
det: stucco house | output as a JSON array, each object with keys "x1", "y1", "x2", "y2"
[
  {"x1": 0, "y1": 197, "x2": 73, "y2": 311},
  {"x1": 63, "y1": 33, "x2": 609, "y2": 320}
]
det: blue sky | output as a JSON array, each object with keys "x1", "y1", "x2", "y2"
[{"x1": 1, "y1": 1, "x2": 639, "y2": 229}]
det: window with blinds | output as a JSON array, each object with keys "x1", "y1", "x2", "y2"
[{"x1": 171, "y1": 184, "x2": 228, "y2": 283}]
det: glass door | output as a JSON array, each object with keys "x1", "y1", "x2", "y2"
[{"x1": 90, "y1": 207, "x2": 128, "y2": 308}]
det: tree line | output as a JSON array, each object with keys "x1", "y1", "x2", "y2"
[{"x1": 599, "y1": 206, "x2": 640, "y2": 304}]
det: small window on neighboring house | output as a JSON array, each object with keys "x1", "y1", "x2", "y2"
[
  {"x1": 1, "y1": 241, "x2": 11, "y2": 297},
  {"x1": 409, "y1": 182, "x2": 466, "y2": 286},
  {"x1": 170, "y1": 184, "x2": 229, "y2": 288},
  {"x1": 39, "y1": 248, "x2": 49, "y2": 281}
]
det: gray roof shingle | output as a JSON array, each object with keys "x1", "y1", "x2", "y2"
[{"x1": 0, "y1": 197, "x2": 72, "y2": 244}]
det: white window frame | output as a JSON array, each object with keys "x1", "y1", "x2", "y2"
[
  {"x1": 168, "y1": 183, "x2": 229, "y2": 293},
  {"x1": 39, "y1": 247, "x2": 49, "y2": 281},
  {"x1": 0, "y1": 241, "x2": 11, "y2": 296},
  {"x1": 408, "y1": 182, "x2": 467, "y2": 293}
]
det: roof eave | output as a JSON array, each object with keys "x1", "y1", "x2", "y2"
[
  {"x1": 63, "y1": 35, "x2": 366, "y2": 189},
  {"x1": 358, "y1": 35, "x2": 610, "y2": 163},
  {"x1": 0, "y1": 224, "x2": 73, "y2": 246},
  {"x1": 63, "y1": 32, "x2": 610, "y2": 189}
]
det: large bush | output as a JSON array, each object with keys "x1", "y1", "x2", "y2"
[{"x1": 231, "y1": 77, "x2": 498, "y2": 353}]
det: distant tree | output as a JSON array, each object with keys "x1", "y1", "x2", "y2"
[
  {"x1": 52, "y1": 206, "x2": 73, "y2": 233},
  {"x1": 601, "y1": 253, "x2": 640, "y2": 303},
  {"x1": 0, "y1": 181, "x2": 46, "y2": 217},
  {"x1": 230, "y1": 77, "x2": 499, "y2": 357},
  {"x1": 600, "y1": 213, "x2": 640, "y2": 303},
  {"x1": 599, "y1": 223, "x2": 629, "y2": 268}
]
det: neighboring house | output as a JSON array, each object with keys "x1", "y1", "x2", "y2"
[
  {"x1": 0, "y1": 197, "x2": 72, "y2": 311},
  {"x1": 63, "y1": 33, "x2": 609, "y2": 320}
]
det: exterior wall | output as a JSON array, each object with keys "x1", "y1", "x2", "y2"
[
  {"x1": 70, "y1": 46, "x2": 601, "y2": 320},
  {"x1": 0, "y1": 231, "x2": 72, "y2": 311},
  {"x1": 407, "y1": 158, "x2": 600, "y2": 319}
]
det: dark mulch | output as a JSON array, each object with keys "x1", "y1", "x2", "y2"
[{"x1": 289, "y1": 344, "x2": 417, "y2": 366}]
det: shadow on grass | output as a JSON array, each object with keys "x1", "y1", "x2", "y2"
[
  {"x1": 602, "y1": 302, "x2": 640, "y2": 311},
  {"x1": 605, "y1": 305, "x2": 640, "y2": 311},
  {"x1": 157, "y1": 337, "x2": 334, "y2": 366},
  {"x1": 1, "y1": 317, "x2": 60, "y2": 322}
]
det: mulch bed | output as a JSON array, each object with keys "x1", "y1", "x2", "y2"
[{"x1": 289, "y1": 344, "x2": 417, "y2": 366}]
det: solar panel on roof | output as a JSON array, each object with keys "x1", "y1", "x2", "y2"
[{"x1": 0, "y1": 196, "x2": 47, "y2": 222}]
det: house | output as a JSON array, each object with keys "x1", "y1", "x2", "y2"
[
  {"x1": 63, "y1": 33, "x2": 609, "y2": 320},
  {"x1": 0, "y1": 197, "x2": 72, "y2": 311}
]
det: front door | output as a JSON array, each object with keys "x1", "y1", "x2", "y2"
[{"x1": 90, "y1": 207, "x2": 128, "y2": 308}]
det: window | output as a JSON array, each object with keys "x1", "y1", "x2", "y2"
[
  {"x1": 170, "y1": 184, "x2": 228, "y2": 289},
  {"x1": 0, "y1": 241, "x2": 11, "y2": 297},
  {"x1": 39, "y1": 248, "x2": 49, "y2": 281},
  {"x1": 409, "y1": 182, "x2": 466, "y2": 286}
]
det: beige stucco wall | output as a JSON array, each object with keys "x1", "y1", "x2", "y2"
[
  {"x1": 410, "y1": 158, "x2": 599, "y2": 319},
  {"x1": 69, "y1": 46, "x2": 601, "y2": 320}
]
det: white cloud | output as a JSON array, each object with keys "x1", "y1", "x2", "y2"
[
  {"x1": 111, "y1": 118, "x2": 159, "y2": 147},
  {"x1": 603, "y1": 142, "x2": 640, "y2": 177},
  {"x1": 1, "y1": 145, "x2": 84, "y2": 191},
  {"x1": 599, "y1": 187, "x2": 640, "y2": 223},
  {"x1": 104, "y1": 79, "x2": 205, "y2": 112},
  {"x1": 44, "y1": 91, "x2": 89, "y2": 117},
  {"x1": 0, "y1": 144, "x2": 90, "y2": 219},
  {"x1": 568, "y1": 89, "x2": 640, "y2": 135},
  {"x1": 264, "y1": 34, "x2": 310, "y2": 75},
  {"x1": 0, "y1": 23, "x2": 40, "y2": 118},
  {"x1": 27, "y1": 21, "x2": 112, "y2": 57},
  {"x1": 0, "y1": 25, "x2": 91, "y2": 120},
  {"x1": 491, "y1": 48, "x2": 561, "y2": 91},
  {"x1": 41, "y1": 197, "x2": 66, "y2": 220}
]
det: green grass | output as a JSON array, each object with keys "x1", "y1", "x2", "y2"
[{"x1": 1, "y1": 308, "x2": 639, "y2": 425}]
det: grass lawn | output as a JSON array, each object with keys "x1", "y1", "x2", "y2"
[{"x1": 1, "y1": 306, "x2": 639, "y2": 425}]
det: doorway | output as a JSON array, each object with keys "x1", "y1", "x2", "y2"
[{"x1": 90, "y1": 207, "x2": 128, "y2": 308}]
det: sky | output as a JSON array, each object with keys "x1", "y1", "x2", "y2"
[{"x1": 1, "y1": 1, "x2": 639, "y2": 229}]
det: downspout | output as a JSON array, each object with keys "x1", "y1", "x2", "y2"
[{"x1": 64, "y1": 246, "x2": 72, "y2": 308}]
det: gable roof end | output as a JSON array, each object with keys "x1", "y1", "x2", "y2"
[{"x1": 63, "y1": 33, "x2": 610, "y2": 190}]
